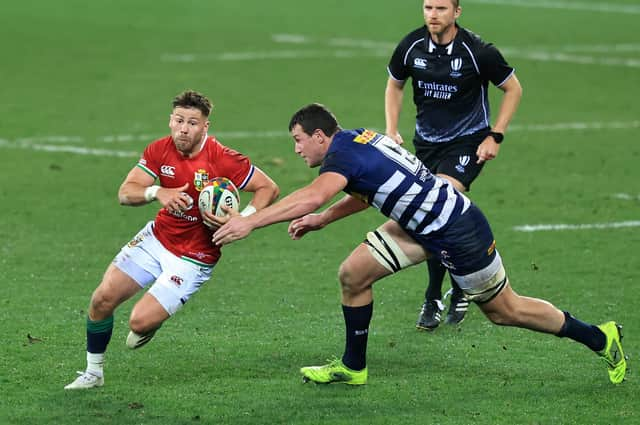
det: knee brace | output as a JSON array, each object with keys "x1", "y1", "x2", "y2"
[{"x1": 126, "y1": 329, "x2": 157, "y2": 349}]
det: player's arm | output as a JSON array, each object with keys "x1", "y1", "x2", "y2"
[
  {"x1": 476, "y1": 73, "x2": 523, "y2": 163},
  {"x1": 385, "y1": 77, "x2": 406, "y2": 145},
  {"x1": 492, "y1": 73, "x2": 522, "y2": 135},
  {"x1": 212, "y1": 172, "x2": 347, "y2": 246},
  {"x1": 118, "y1": 166, "x2": 190, "y2": 212},
  {"x1": 239, "y1": 166, "x2": 280, "y2": 213},
  {"x1": 288, "y1": 194, "x2": 368, "y2": 240}
]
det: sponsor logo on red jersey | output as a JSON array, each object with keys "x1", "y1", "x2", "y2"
[{"x1": 160, "y1": 165, "x2": 176, "y2": 177}]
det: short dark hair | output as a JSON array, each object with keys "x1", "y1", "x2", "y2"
[
  {"x1": 288, "y1": 103, "x2": 341, "y2": 136},
  {"x1": 172, "y1": 90, "x2": 213, "y2": 117}
]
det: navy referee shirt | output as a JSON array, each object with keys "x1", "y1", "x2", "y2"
[{"x1": 388, "y1": 24, "x2": 514, "y2": 144}]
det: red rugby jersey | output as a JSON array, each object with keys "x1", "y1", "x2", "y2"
[{"x1": 137, "y1": 135, "x2": 254, "y2": 265}]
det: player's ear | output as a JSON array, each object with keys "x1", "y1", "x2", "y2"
[
  {"x1": 314, "y1": 129, "x2": 326, "y2": 142},
  {"x1": 455, "y1": 6, "x2": 461, "y2": 19}
]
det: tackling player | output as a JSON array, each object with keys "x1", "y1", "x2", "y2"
[
  {"x1": 212, "y1": 103, "x2": 626, "y2": 386},
  {"x1": 64, "y1": 90, "x2": 279, "y2": 389}
]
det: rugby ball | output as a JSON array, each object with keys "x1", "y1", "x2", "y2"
[{"x1": 198, "y1": 177, "x2": 240, "y2": 228}]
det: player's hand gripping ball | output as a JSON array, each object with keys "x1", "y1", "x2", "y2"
[{"x1": 198, "y1": 177, "x2": 240, "y2": 229}]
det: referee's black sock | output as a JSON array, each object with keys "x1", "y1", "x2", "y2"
[
  {"x1": 425, "y1": 258, "x2": 446, "y2": 301},
  {"x1": 556, "y1": 311, "x2": 606, "y2": 352},
  {"x1": 341, "y1": 302, "x2": 373, "y2": 371}
]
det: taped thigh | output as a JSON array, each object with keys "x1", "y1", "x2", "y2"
[
  {"x1": 450, "y1": 253, "x2": 508, "y2": 303},
  {"x1": 364, "y1": 228, "x2": 414, "y2": 273}
]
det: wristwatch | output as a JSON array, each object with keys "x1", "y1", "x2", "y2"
[{"x1": 489, "y1": 131, "x2": 504, "y2": 144}]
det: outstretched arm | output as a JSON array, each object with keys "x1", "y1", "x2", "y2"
[
  {"x1": 212, "y1": 172, "x2": 347, "y2": 245},
  {"x1": 288, "y1": 194, "x2": 369, "y2": 239}
]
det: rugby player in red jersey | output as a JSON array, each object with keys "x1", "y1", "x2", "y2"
[{"x1": 65, "y1": 90, "x2": 279, "y2": 389}]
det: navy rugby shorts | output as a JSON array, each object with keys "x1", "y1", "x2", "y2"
[{"x1": 409, "y1": 204, "x2": 496, "y2": 276}]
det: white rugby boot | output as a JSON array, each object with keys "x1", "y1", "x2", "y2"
[{"x1": 64, "y1": 371, "x2": 104, "y2": 390}]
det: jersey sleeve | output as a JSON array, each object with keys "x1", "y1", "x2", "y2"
[
  {"x1": 319, "y1": 134, "x2": 364, "y2": 181},
  {"x1": 387, "y1": 37, "x2": 411, "y2": 81},
  {"x1": 136, "y1": 141, "x2": 162, "y2": 179},
  {"x1": 477, "y1": 43, "x2": 514, "y2": 87},
  {"x1": 215, "y1": 144, "x2": 254, "y2": 190}
]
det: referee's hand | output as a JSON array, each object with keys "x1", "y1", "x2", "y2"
[
  {"x1": 387, "y1": 132, "x2": 404, "y2": 145},
  {"x1": 476, "y1": 137, "x2": 500, "y2": 163}
]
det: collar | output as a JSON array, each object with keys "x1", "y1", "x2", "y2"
[
  {"x1": 428, "y1": 38, "x2": 454, "y2": 55},
  {"x1": 427, "y1": 23, "x2": 459, "y2": 55},
  {"x1": 199, "y1": 133, "x2": 208, "y2": 153}
]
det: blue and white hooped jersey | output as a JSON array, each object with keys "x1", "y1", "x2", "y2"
[{"x1": 320, "y1": 129, "x2": 470, "y2": 235}]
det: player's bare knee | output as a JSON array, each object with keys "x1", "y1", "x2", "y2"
[
  {"x1": 89, "y1": 290, "x2": 118, "y2": 318},
  {"x1": 338, "y1": 261, "x2": 368, "y2": 296},
  {"x1": 128, "y1": 313, "x2": 158, "y2": 335}
]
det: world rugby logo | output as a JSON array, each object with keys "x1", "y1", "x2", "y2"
[
  {"x1": 450, "y1": 57, "x2": 462, "y2": 77},
  {"x1": 455, "y1": 155, "x2": 470, "y2": 173}
]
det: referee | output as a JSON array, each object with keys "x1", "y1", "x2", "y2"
[{"x1": 385, "y1": 0, "x2": 522, "y2": 331}]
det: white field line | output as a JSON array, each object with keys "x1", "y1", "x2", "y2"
[
  {"x1": 508, "y1": 120, "x2": 640, "y2": 132},
  {"x1": 465, "y1": 0, "x2": 640, "y2": 14},
  {"x1": 613, "y1": 193, "x2": 640, "y2": 201},
  {"x1": 273, "y1": 35, "x2": 640, "y2": 55},
  {"x1": 1, "y1": 120, "x2": 636, "y2": 151},
  {"x1": 501, "y1": 49, "x2": 640, "y2": 68},
  {"x1": 161, "y1": 49, "x2": 389, "y2": 63},
  {"x1": 161, "y1": 48, "x2": 640, "y2": 68},
  {"x1": 163, "y1": 35, "x2": 640, "y2": 68},
  {"x1": 0, "y1": 139, "x2": 139, "y2": 157},
  {"x1": 0, "y1": 131, "x2": 291, "y2": 146},
  {"x1": 513, "y1": 221, "x2": 640, "y2": 232},
  {"x1": 555, "y1": 44, "x2": 640, "y2": 53}
]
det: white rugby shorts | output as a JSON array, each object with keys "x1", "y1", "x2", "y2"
[{"x1": 113, "y1": 221, "x2": 215, "y2": 315}]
